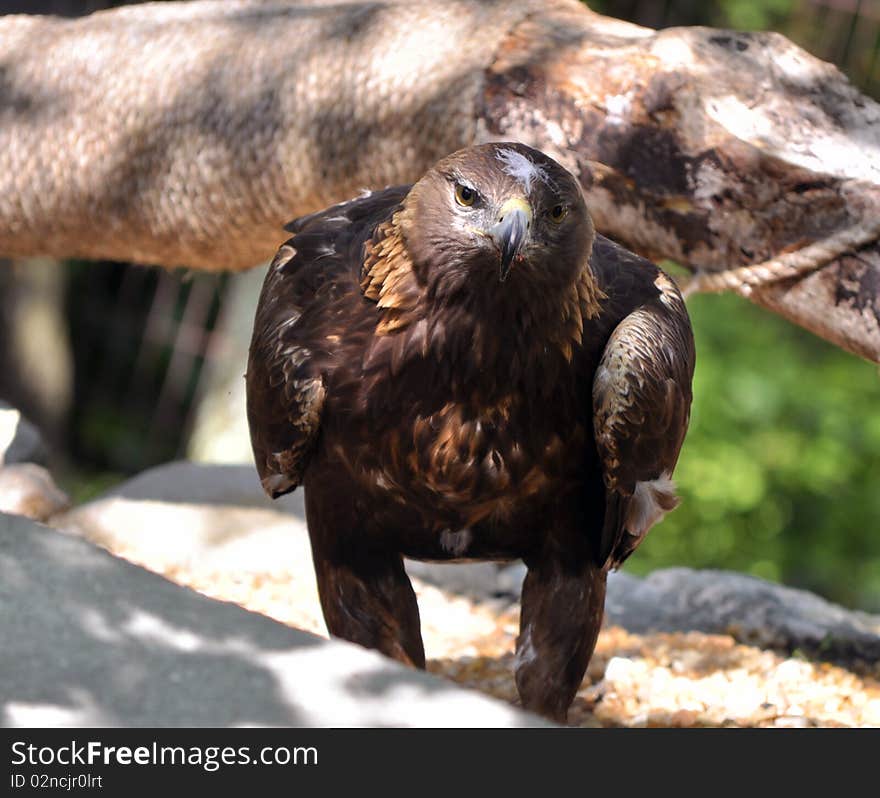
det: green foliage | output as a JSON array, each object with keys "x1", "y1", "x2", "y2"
[
  {"x1": 716, "y1": 0, "x2": 795, "y2": 31},
  {"x1": 57, "y1": 467, "x2": 124, "y2": 507},
  {"x1": 584, "y1": 0, "x2": 797, "y2": 30},
  {"x1": 627, "y1": 293, "x2": 880, "y2": 612}
]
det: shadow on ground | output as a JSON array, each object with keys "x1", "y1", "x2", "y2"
[{"x1": 0, "y1": 513, "x2": 546, "y2": 727}]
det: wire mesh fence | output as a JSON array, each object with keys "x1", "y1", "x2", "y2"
[{"x1": 64, "y1": 261, "x2": 228, "y2": 471}]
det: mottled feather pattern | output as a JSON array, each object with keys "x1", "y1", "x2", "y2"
[
  {"x1": 247, "y1": 245, "x2": 324, "y2": 496},
  {"x1": 591, "y1": 261, "x2": 695, "y2": 568},
  {"x1": 247, "y1": 189, "x2": 407, "y2": 498}
]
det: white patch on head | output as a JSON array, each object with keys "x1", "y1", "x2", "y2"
[
  {"x1": 439, "y1": 528, "x2": 472, "y2": 557},
  {"x1": 495, "y1": 148, "x2": 549, "y2": 194},
  {"x1": 514, "y1": 624, "x2": 537, "y2": 669},
  {"x1": 625, "y1": 473, "x2": 679, "y2": 540}
]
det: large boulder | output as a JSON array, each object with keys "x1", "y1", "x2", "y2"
[
  {"x1": 0, "y1": 513, "x2": 547, "y2": 727},
  {"x1": 51, "y1": 461, "x2": 308, "y2": 576},
  {"x1": 603, "y1": 568, "x2": 880, "y2": 662},
  {"x1": 0, "y1": 403, "x2": 69, "y2": 521},
  {"x1": 0, "y1": 463, "x2": 70, "y2": 521}
]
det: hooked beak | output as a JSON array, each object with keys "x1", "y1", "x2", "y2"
[{"x1": 488, "y1": 197, "x2": 532, "y2": 282}]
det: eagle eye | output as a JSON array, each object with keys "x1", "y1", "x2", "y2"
[
  {"x1": 549, "y1": 204, "x2": 568, "y2": 223},
  {"x1": 454, "y1": 184, "x2": 477, "y2": 207}
]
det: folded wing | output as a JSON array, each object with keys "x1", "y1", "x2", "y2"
[{"x1": 592, "y1": 271, "x2": 695, "y2": 569}]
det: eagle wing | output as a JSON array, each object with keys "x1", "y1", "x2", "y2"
[
  {"x1": 246, "y1": 187, "x2": 409, "y2": 498},
  {"x1": 246, "y1": 242, "x2": 327, "y2": 498},
  {"x1": 590, "y1": 242, "x2": 695, "y2": 569}
]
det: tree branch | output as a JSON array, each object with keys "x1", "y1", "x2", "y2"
[{"x1": 1, "y1": 0, "x2": 878, "y2": 360}]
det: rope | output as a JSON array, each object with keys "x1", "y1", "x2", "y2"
[{"x1": 681, "y1": 216, "x2": 880, "y2": 299}]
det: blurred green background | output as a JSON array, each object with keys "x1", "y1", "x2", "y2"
[
  {"x1": 632, "y1": 291, "x2": 880, "y2": 611},
  {"x1": 0, "y1": 0, "x2": 878, "y2": 611},
  {"x1": 586, "y1": 0, "x2": 880, "y2": 611}
]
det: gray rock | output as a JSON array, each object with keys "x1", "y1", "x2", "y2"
[
  {"x1": 404, "y1": 561, "x2": 528, "y2": 600},
  {"x1": 67, "y1": 459, "x2": 302, "y2": 511},
  {"x1": 0, "y1": 514, "x2": 548, "y2": 727},
  {"x1": 0, "y1": 463, "x2": 70, "y2": 521},
  {"x1": 51, "y1": 461, "x2": 308, "y2": 576},
  {"x1": 604, "y1": 567, "x2": 880, "y2": 661},
  {"x1": 0, "y1": 402, "x2": 47, "y2": 466},
  {"x1": 495, "y1": 562, "x2": 528, "y2": 596},
  {"x1": 404, "y1": 561, "x2": 507, "y2": 598}
]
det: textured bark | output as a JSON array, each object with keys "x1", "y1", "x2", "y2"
[{"x1": 1, "y1": 0, "x2": 879, "y2": 360}]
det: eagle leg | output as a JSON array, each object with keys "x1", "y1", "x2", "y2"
[
  {"x1": 304, "y1": 488, "x2": 425, "y2": 668},
  {"x1": 515, "y1": 547, "x2": 606, "y2": 723},
  {"x1": 312, "y1": 549, "x2": 426, "y2": 669}
]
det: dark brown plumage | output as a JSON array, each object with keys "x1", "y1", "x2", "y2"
[{"x1": 246, "y1": 142, "x2": 695, "y2": 721}]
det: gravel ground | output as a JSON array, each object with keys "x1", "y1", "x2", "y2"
[{"x1": 99, "y1": 542, "x2": 880, "y2": 728}]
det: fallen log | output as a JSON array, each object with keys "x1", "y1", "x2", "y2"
[{"x1": 1, "y1": 0, "x2": 878, "y2": 360}]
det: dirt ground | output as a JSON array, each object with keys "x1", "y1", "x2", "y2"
[{"x1": 153, "y1": 564, "x2": 880, "y2": 728}]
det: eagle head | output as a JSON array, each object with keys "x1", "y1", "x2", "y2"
[{"x1": 399, "y1": 142, "x2": 595, "y2": 299}]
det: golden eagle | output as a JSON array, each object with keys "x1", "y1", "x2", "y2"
[{"x1": 246, "y1": 143, "x2": 695, "y2": 721}]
